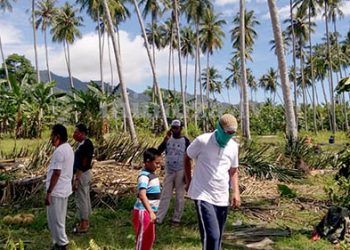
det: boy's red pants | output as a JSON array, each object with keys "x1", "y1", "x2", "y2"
[{"x1": 133, "y1": 209, "x2": 155, "y2": 250}]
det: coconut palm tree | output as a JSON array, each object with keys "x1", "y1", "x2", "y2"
[
  {"x1": 199, "y1": 8, "x2": 226, "y2": 112},
  {"x1": 31, "y1": 0, "x2": 40, "y2": 83},
  {"x1": 0, "y1": 0, "x2": 15, "y2": 89},
  {"x1": 132, "y1": 0, "x2": 168, "y2": 130},
  {"x1": 267, "y1": 0, "x2": 297, "y2": 141},
  {"x1": 35, "y1": 0, "x2": 57, "y2": 83},
  {"x1": 321, "y1": 0, "x2": 337, "y2": 133},
  {"x1": 269, "y1": 31, "x2": 291, "y2": 55},
  {"x1": 51, "y1": 2, "x2": 83, "y2": 123},
  {"x1": 51, "y1": 3, "x2": 82, "y2": 90},
  {"x1": 180, "y1": 26, "x2": 195, "y2": 101},
  {"x1": 102, "y1": 0, "x2": 137, "y2": 142},
  {"x1": 172, "y1": 0, "x2": 188, "y2": 133},
  {"x1": 201, "y1": 66, "x2": 222, "y2": 100},
  {"x1": 259, "y1": 67, "x2": 279, "y2": 103},
  {"x1": 285, "y1": 10, "x2": 315, "y2": 132},
  {"x1": 182, "y1": 0, "x2": 212, "y2": 126},
  {"x1": 294, "y1": 0, "x2": 321, "y2": 133},
  {"x1": 230, "y1": 9, "x2": 260, "y2": 61},
  {"x1": 239, "y1": 0, "x2": 251, "y2": 139}
]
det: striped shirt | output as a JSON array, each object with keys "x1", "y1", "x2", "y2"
[{"x1": 134, "y1": 169, "x2": 161, "y2": 212}]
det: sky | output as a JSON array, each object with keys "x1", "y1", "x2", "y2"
[{"x1": 1, "y1": 0, "x2": 350, "y2": 105}]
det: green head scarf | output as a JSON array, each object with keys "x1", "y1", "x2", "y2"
[{"x1": 215, "y1": 122, "x2": 234, "y2": 148}]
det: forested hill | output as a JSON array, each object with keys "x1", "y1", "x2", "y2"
[{"x1": 39, "y1": 70, "x2": 234, "y2": 109}]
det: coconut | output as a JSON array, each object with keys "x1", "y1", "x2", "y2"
[
  {"x1": 3, "y1": 215, "x2": 14, "y2": 225},
  {"x1": 12, "y1": 215, "x2": 23, "y2": 224}
]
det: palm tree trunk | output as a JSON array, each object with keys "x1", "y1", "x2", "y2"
[
  {"x1": 132, "y1": 0, "x2": 169, "y2": 130},
  {"x1": 98, "y1": 11, "x2": 104, "y2": 93},
  {"x1": 193, "y1": 22, "x2": 199, "y2": 127},
  {"x1": 173, "y1": 0, "x2": 187, "y2": 133},
  {"x1": 325, "y1": 1, "x2": 336, "y2": 133},
  {"x1": 300, "y1": 51, "x2": 308, "y2": 131},
  {"x1": 198, "y1": 48, "x2": 204, "y2": 114},
  {"x1": 32, "y1": 0, "x2": 40, "y2": 83},
  {"x1": 268, "y1": 0, "x2": 297, "y2": 140},
  {"x1": 168, "y1": 31, "x2": 173, "y2": 91},
  {"x1": 44, "y1": 29, "x2": 52, "y2": 82},
  {"x1": 290, "y1": 0, "x2": 298, "y2": 126},
  {"x1": 64, "y1": 42, "x2": 78, "y2": 123},
  {"x1": 308, "y1": 5, "x2": 317, "y2": 133},
  {"x1": 107, "y1": 34, "x2": 114, "y2": 86},
  {"x1": 321, "y1": 78, "x2": 332, "y2": 130},
  {"x1": 0, "y1": 35, "x2": 11, "y2": 89},
  {"x1": 240, "y1": 0, "x2": 251, "y2": 139},
  {"x1": 206, "y1": 52, "x2": 210, "y2": 109},
  {"x1": 103, "y1": 0, "x2": 138, "y2": 142}
]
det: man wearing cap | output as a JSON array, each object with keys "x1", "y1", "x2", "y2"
[
  {"x1": 157, "y1": 119, "x2": 190, "y2": 225},
  {"x1": 184, "y1": 114, "x2": 241, "y2": 250}
]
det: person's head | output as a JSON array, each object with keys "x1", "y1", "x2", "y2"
[
  {"x1": 143, "y1": 148, "x2": 161, "y2": 172},
  {"x1": 73, "y1": 123, "x2": 88, "y2": 142},
  {"x1": 215, "y1": 114, "x2": 238, "y2": 148},
  {"x1": 170, "y1": 119, "x2": 182, "y2": 138},
  {"x1": 51, "y1": 124, "x2": 68, "y2": 147}
]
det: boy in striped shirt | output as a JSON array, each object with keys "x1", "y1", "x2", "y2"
[{"x1": 133, "y1": 148, "x2": 162, "y2": 250}]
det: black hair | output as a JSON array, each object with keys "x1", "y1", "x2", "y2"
[
  {"x1": 143, "y1": 148, "x2": 160, "y2": 163},
  {"x1": 76, "y1": 123, "x2": 88, "y2": 134},
  {"x1": 52, "y1": 124, "x2": 68, "y2": 142}
]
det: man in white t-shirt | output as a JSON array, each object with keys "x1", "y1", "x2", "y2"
[
  {"x1": 45, "y1": 124, "x2": 74, "y2": 250},
  {"x1": 184, "y1": 114, "x2": 241, "y2": 250}
]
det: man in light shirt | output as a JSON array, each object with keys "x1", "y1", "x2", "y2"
[
  {"x1": 45, "y1": 124, "x2": 74, "y2": 250},
  {"x1": 184, "y1": 114, "x2": 241, "y2": 250}
]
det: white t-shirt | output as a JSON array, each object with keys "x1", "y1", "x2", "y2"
[
  {"x1": 187, "y1": 132, "x2": 239, "y2": 206},
  {"x1": 45, "y1": 142, "x2": 74, "y2": 198}
]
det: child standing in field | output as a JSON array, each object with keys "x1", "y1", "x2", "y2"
[{"x1": 133, "y1": 148, "x2": 162, "y2": 250}]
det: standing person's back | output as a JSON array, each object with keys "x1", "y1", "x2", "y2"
[
  {"x1": 157, "y1": 119, "x2": 190, "y2": 225},
  {"x1": 45, "y1": 124, "x2": 74, "y2": 250}
]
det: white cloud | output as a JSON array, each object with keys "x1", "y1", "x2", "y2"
[
  {"x1": 0, "y1": 21, "x2": 22, "y2": 44},
  {"x1": 343, "y1": 1, "x2": 350, "y2": 16},
  {"x1": 215, "y1": 0, "x2": 239, "y2": 6},
  {"x1": 48, "y1": 31, "x2": 189, "y2": 88},
  {"x1": 262, "y1": 1, "x2": 350, "y2": 22},
  {"x1": 262, "y1": 5, "x2": 291, "y2": 20}
]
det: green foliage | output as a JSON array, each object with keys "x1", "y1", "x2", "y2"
[
  {"x1": 239, "y1": 140, "x2": 303, "y2": 181},
  {"x1": 284, "y1": 136, "x2": 335, "y2": 170},
  {"x1": 0, "y1": 173, "x2": 13, "y2": 181},
  {"x1": 326, "y1": 176, "x2": 350, "y2": 208},
  {"x1": 187, "y1": 123, "x2": 201, "y2": 139},
  {"x1": 277, "y1": 184, "x2": 297, "y2": 198},
  {"x1": 335, "y1": 76, "x2": 350, "y2": 94},
  {"x1": 250, "y1": 101, "x2": 285, "y2": 135},
  {"x1": 1, "y1": 54, "x2": 35, "y2": 83}
]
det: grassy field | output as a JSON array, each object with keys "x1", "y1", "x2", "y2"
[
  {"x1": 0, "y1": 175, "x2": 345, "y2": 250},
  {"x1": 1, "y1": 132, "x2": 349, "y2": 249}
]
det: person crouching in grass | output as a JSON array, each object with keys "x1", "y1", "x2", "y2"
[{"x1": 133, "y1": 148, "x2": 162, "y2": 250}]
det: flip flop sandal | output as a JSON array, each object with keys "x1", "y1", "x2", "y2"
[{"x1": 73, "y1": 224, "x2": 88, "y2": 234}]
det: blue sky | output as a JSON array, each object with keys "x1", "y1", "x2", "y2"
[{"x1": 1, "y1": 0, "x2": 350, "y2": 105}]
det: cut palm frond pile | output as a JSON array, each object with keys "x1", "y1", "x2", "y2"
[
  {"x1": 94, "y1": 133, "x2": 159, "y2": 163},
  {"x1": 239, "y1": 140, "x2": 303, "y2": 182}
]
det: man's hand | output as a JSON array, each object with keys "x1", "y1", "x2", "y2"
[
  {"x1": 165, "y1": 130, "x2": 172, "y2": 140},
  {"x1": 150, "y1": 211, "x2": 157, "y2": 223},
  {"x1": 45, "y1": 193, "x2": 51, "y2": 206},
  {"x1": 72, "y1": 179, "x2": 79, "y2": 192},
  {"x1": 184, "y1": 177, "x2": 191, "y2": 192},
  {"x1": 230, "y1": 192, "x2": 241, "y2": 209}
]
